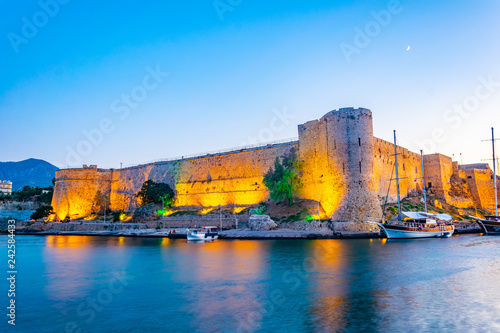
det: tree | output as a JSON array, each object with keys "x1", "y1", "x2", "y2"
[
  {"x1": 38, "y1": 186, "x2": 54, "y2": 205},
  {"x1": 136, "y1": 180, "x2": 175, "y2": 207},
  {"x1": 93, "y1": 190, "x2": 109, "y2": 214},
  {"x1": 31, "y1": 205, "x2": 54, "y2": 220},
  {"x1": 14, "y1": 186, "x2": 43, "y2": 201},
  {"x1": 263, "y1": 148, "x2": 303, "y2": 205}
]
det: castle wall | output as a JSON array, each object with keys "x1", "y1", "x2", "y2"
[
  {"x1": 373, "y1": 138, "x2": 421, "y2": 202},
  {"x1": 297, "y1": 108, "x2": 384, "y2": 221},
  {"x1": 174, "y1": 143, "x2": 297, "y2": 209},
  {"x1": 52, "y1": 107, "x2": 496, "y2": 222},
  {"x1": 52, "y1": 168, "x2": 113, "y2": 220},
  {"x1": 297, "y1": 114, "x2": 344, "y2": 218},
  {"x1": 464, "y1": 168, "x2": 500, "y2": 213},
  {"x1": 53, "y1": 143, "x2": 298, "y2": 220},
  {"x1": 423, "y1": 154, "x2": 453, "y2": 199}
]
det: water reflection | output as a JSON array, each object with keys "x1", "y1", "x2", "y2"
[
  {"x1": 13, "y1": 234, "x2": 500, "y2": 332},
  {"x1": 43, "y1": 236, "x2": 94, "y2": 301},
  {"x1": 167, "y1": 240, "x2": 268, "y2": 332},
  {"x1": 304, "y1": 240, "x2": 383, "y2": 331}
]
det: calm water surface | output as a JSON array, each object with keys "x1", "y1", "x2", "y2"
[{"x1": 1, "y1": 234, "x2": 500, "y2": 332}]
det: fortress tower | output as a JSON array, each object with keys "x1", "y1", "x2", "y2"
[{"x1": 298, "y1": 107, "x2": 382, "y2": 222}]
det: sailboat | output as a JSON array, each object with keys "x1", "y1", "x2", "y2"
[
  {"x1": 470, "y1": 127, "x2": 500, "y2": 235},
  {"x1": 372, "y1": 131, "x2": 455, "y2": 239}
]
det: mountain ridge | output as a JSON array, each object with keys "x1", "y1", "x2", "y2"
[{"x1": 0, "y1": 158, "x2": 59, "y2": 190}]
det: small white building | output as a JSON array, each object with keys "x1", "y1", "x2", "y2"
[{"x1": 0, "y1": 181, "x2": 12, "y2": 195}]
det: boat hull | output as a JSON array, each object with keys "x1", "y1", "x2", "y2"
[
  {"x1": 186, "y1": 233, "x2": 219, "y2": 241},
  {"x1": 475, "y1": 220, "x2": 500, "y2": 235},
  {"x1": 378, "y1": 224, "x2": 454, "y2": 239}
]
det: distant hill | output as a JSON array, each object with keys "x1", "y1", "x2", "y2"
[{"x1": 0, "y1": 159, "x2": 59, "y2": 191}]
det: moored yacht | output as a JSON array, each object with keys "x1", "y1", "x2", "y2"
[
  {"x1": 372, "y1": 130, "x2": 455, "y2": 239},
  {"x1": 377, "y1": 217, "x2": 454, "y2": 239}
]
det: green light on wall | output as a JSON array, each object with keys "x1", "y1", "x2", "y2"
[{"x1": 305, "y1": 216, "x2": 313, "y2": 221}]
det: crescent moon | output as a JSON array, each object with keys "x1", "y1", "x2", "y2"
[{"x1": 406, "y1": 45, "x2": 411, "y2": 51}]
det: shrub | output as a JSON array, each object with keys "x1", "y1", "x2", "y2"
[
  {"x1": 136, "y1": 180, "x2": 175, "y2": 207},
  {"x1": 263, "y1": 148, "x2": 303, "y2": 206},
  {"x1": 31, "y1": 205, "x2": 54, "y2": 220}
]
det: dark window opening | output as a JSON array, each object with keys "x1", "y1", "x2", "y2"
[
  {"x1": 358, "y1": 138, "x2": 361, "y2": 146},
  {"x1": 467, "y1": 176, "x2": 472, "y2": 179},
  {"x1": 343, "y1": 163, "x2": 345, "y2": 174},
  {"x1": 428, "y1": 182, "x2": 432, "y2": 188},
  {"x1": 359, "y1": 161, "x2": 362, "y2": 173}
]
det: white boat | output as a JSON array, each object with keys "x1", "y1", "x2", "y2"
[
  {"x1": 375, "y1": 218, "x2": 454, "y2": 239},
  {"x1": 186, "y1": 226, "x2": 219, "y2": 241},
  {"x1": 374, "y1": 130, "x2": 455, "y2": 239}
]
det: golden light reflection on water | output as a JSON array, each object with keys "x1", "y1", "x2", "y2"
[
  {"x1": 306, "y1": 240, "x2": 388, "y2": 331},
  {"x1": 44, "y1": 236, "x2": 93, "y2": 301},
  {"x1": 306, "y1": 240, "x2": 350, "y2": 330},
  {"x1": 167, "y1": 240, "x2": 267, "y2": 331}
]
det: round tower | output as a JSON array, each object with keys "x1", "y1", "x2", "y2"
[{"x1": 325, "y1": 107, "x2": 382, "y2": 222}]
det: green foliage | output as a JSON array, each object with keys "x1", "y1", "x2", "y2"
[
  {"x1": 93, "y1": 190, "x2": 109, "y2": 214},
  {"x1": 136, "y1": 180, "x2": 175, "y2": 207},
  {"x1": 263, "y1": 148, "x2": 303, "y2": 206},
  {"x1": 0, "y1": 194, "x2": 12, "y2": 201},
  {"x1": 252, "y1": 205, "x2": 267, "y2": 215},
  {"x1": 388, "y1": 206, "x2": 398, "y2": 215},
  {"x1": 9, "y1": 185, "x2": 53, "y2": 204},
  {"x1": 38, "y1": 186, "x2": 54, "y2": 205},
  {"x1": 31, "y1": 205, "x2": 54, "y2": 220},
  {"x1": 113, "y1": 211, "x2": 124, "y2": 222}
]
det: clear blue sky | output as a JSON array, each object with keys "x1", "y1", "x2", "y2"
[{"x1": 1, "y1": 0, "x2": 500, "y2": 169}]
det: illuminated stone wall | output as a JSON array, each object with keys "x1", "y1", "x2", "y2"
[
  {"x1": 52, "y1": 107, "x2": 498, "y2": 221},
  {"x1": 298, "y1": 108, "x2": 382, "y2": 222},
  {"x1": 464, "y1": 168, "x2": 500, "y2": 213},
  {"x1": 52, "y1": 143, "x2": 298, "y2": 220},
  {"x1": 174, "y1": 143, "x2": 297, "y2": 209},
  {"x1": 52, "y1": 166, "x2": 113, "y2": 220},
  {"x1": 373, "y1": 138, "x2": 422, "y2": 202}
]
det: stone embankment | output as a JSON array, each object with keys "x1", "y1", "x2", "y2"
[{"x1": 5, "y1": 219, "x2": 481, "y2": 239}]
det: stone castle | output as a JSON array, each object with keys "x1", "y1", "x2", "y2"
[{"x1": 52, "y1": 107, "x2": 499, "y2": 221}]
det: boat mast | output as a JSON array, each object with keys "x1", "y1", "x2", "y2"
[
  {"x1": 420, "y1": 150, "x2": 428, "y2": 213},
  {"x1": 393, "y1": 130, "x2": 402, "y2": 222},
  {"x1": 492, "y1": 127, "x2": 498, "y2": 216}
]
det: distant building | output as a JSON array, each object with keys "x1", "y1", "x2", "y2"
[{"x1": 0, "y1": 181, "x2": 12, "y2": 196}]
